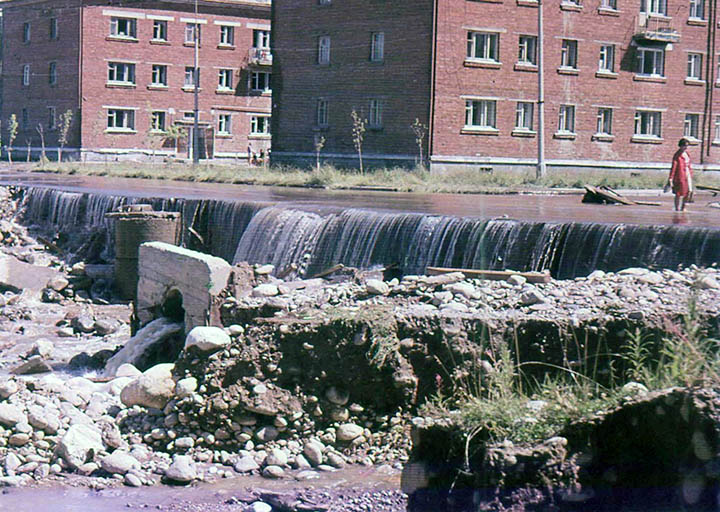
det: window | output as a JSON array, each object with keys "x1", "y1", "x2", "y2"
[
  {"x1": 515, "y1": 102, "x2": 534, "y2": 131},
  {"x1": 110, "y1": 17, "x2": 137, "y2": 39},
  {"x1": 687, "y1": 53, "x2": 703, "y2": 80},
  {"x1": 50, "y1": 18, "x2": 58, "y2": 40},
  {"x1": 151, "y1": 64, "x2": 167, "y2": 86},
  {"x1": 318, "y1": 36, "x2": 331, "y2": 65},
  {"x1": 640, "y1": 0, "x2": 667, "y2": 15},
  {"x1": 319, "y1": 0, "x2": 332, "y2": 4},
  {"x1": 558, "y1": 105, "x2": 576, "y2": 133},
  {"x1": 684, "y1": 113, "x2": 700, "y2": 140},
  {"x1": 183, "y1": 111, "x2": 195, "y2": 120},
  {"x1": 218, "y1": 114, "x2": 232, "y2": 135},
  {"x1": 316, "y1": 99, "x2": 329, "y2": 127},
  {"x1": 253, "y1": 29, "x2": 270, "y2": 49},
  {"x1": 690, "y1": 0, "x2": 705, "y2": 19},
  {"x1": 218, "y1": 69, "x2": 234, "y2": 90},
  {"x1": 152, "y1": 20, "x2": 168, "y2": 41},
  {"x1": 714, "y1": 115, "x2": 720, "y2": 141},
  {"x1": 250, "y1": 71, "x2": 271, "y2": 92},
  {"x1": 600, "y1": 0, "x2": 617, "y2": 9},
  {"x1": 185, "y1": 23, "x2": 201, "y2": 44},
  {"x1": 465, "y1": 99, "x2": 497, "y2": 129},
  {"x1": 151, "y1": 111, "x2": 166, "y2": 131},
  {"x1": 371, "y1": 32, "x2": 384, "y2": 62},
  {"x1": 596, "y1": 108, "x2": 613, "y2": 135},
  {"x1": 518, "y1": 35, "x2": 537, "y2": 65},
  {"x1": 184, "y1": 66, "x2": 199, "y2": 88},
  {"x1": 22, "y1": 108, "x2": 29, "y2": 130},
  {"x1": 48, "y1": 106, "x2": 56, "y2": 130},
  {"x1": 23, "y1": 22, "x2": 30, "y2": 43},
  {"x1": 251, "y1": 116, "x2": 270, "y2": 135},
  {"x1": 634, "y1": 110, "x2": 662, "y2": 138},
  {"x1": 636, "y1": 47, "x2": 665, "y2": 76},
  {"x1": 598, "y1": 44, "x2": 615, "y2": 73},
  {"x1": 219, "y1": 25, "x2": 234, "y2": 46},
  {"x1": 368, "y1": 99, "x2": 383, "y2": 128},
  {"x1": 107, "y1": 62, "x2": 136, "y2": 84},
  {"x1": 22, "y1": 65, "x2": 30, "y2": 86},
  {"x1": 467, "y1": 32, "x2": 499, "y2": 62},
  {"x1": 49, "y1": 62, "x2": 57, "y2": 86},
  {"x1": 560, "y1": 39, "x2": 578, "y2": 69},
  {"x1": 107, "y1": 109, "x2": 135, "y2": 131}
]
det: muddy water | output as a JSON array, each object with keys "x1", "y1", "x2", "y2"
[
  {"x1": 1, "y1": 171, "x2": 718, "y2": 227},
  {"x1": 0, "y1": 466, "x2": 402, "y2": 511}
]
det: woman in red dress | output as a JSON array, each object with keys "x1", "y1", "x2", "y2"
[{"x1": 668, "y1": 138, "x2": 693, "y2": 212}]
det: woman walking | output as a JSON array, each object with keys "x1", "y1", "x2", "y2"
[{"x1": 667, "y1": 138, "x2": 693, "y2": 212}]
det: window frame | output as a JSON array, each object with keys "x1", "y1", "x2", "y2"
[
  {"x1": 684, "y1": 113, "x2": 700, "y2": 140},
  {"x1": 316, "y1": 98, "x2": 329, "y2": 127},
  {"x1": 557, "y1": 104, "x2": 576, "y2": 134},
  {"x1": 48, "y1": 61, "x2": 57, "y2": 86},
  {"x1": 687, "y1": 53, "x2": 703, "y2": 81},
  {"x1": 218, "y1": 68, "x2": 234, "y2": 91},
  {"x1": 249, "y1": 71, "x2": 271, "y2": 92},
  {"x1": 689, "y1": 0, "x2": 705, "y2": 19},
  {"x1": 48, "y1": 106, "x2": 56, "y2": 130},
  {"x1": 251, "y1": 115, "x2": 271, "y2": 135},
  {"x1": 218, "y1": 113, "x2": 232, "y2": 135},
  {"x1": 464, "y1": 99, "x2": 497, "y2": 130},
  {"x1": 50, "y1": 18, "x2": 58, "y2": 40},
  {"x1": 518, "y1": 35, "x2": 537, "y2": 66},
  {"x1": 370, "y1": 32, "x2": 385, "y2": 62},
  {"x1": 598, "y1": 44, "x2": 615, "y2": 73},
  {"x1": 636, "y1": 47, "x2": 665, "y2": 77},
  {"x1": 368, "y1": 99, "x2": 383, "y2": 128},
  {"x1": 560, "y1": 39, "x2": 578, "y2": 69},
  {"x1": 318, "y1": 36, "x2": 331, "y2": 65},
  {"x1": 515, "y1": 101, "x2": 534, "y2": 131},
  {"x1": 22, "y1": 22, "x2": 30, "y2": 43},
  {"x1": 633, "y1": 110, "x2": 663, "y2": 139},
  {"x1": 110, "y1": 17, "x2": 137, "y2": 39},
  {"x1": 184, "y1": 66, "x2": 199, "y2": 89},
  {"x1": 151, "y1": 64, "x2": 168, "y2": 87},
  {"x1": 640, "y1": 0, "x2": 668, "y2": 15},
  {"x1": 106, "y1": 108, "x2": 136, "y2": 132},
  {"x1": 466, "y1": 31, "x2": 500, "y2": 63},
  {"x1": 219, "y1": 25, "x2": 235, "y2": 47},
  {"x1": 22, "y1": 64, "x2": 30, "y2": 86},
  {"x1": 253, "y1": 29, "x2": 271, "y2": 49},
  {"x1": 185, "y1": 23, "x2": 201, "y2": 45},
  {"x1": 107, "y1": 61, "x2": 136, "y2": 85},
  {"x1": 152, "y1": 20, "x2": 168, "y2": 42},
  {"x1": 150, "y1": 111, "x2": 167, "y2": 132},
  {"x1": 596, "y1": 107, "x2": 613, "y2": 136}
]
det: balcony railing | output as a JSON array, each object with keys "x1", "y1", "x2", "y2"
[
  {"x1": 249, "y1": 48, "x2": 273, "y2": 66},
  {"x1": 634, "y1": 14, "x2": 680, "y2": 43}
]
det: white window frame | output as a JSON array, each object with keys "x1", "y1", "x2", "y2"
[
  {"x1": 368, "y1": 99, "x2": 383, "y2": 128},
  {"x1": 218, "y1": 68, "x2": 234, "y2": 90},
  {"x1": 515, "y1": 102, "x2": 534, "y2": 131},
  {"x1": 714, "y1": 115, "x2": 720, "y2": 142},
  {"x1": 250, "y1": 71, "x2": 271, "y2": 92},
  {"x1": 219, "y1": 25, "x2": 234, "y2": 46},
  {"x1": 110, "y1": 17, "x2": 137, "y2": 39},
  {"x1": 106, "y1": 108, "x2": 135, "y2": 132},
  {"x1": 560, "y1": 39, "x2": 578, "y2": 69},
  {"x1": 558, "y1": 104, "x2": 576, "y2": 133},
  {"x1": 318, "y1": 36, "x2": 331, "y2": 65},
  {"x1": 253, "y1": 29, "x2": 271, "y2": 49},
  {"x1": 49, "y1": 61, "x2": 57, "y2": 86},
  {"x1": 48, "y1": 106, "x2": 56, "y2": 130},
  {"x1": 22, "y1": 64, "x2": 30, "y2": 86},
  {"x1": 634, "y1": 110, "x2": 662, "y2": 138},
  {"x1": 598, "y1": 44, "x2": 615, "y2": 73},
  {"x1": 184, "y1": 66, "x2": 199, "y2": 89},
  {"x1": 640, "y1": 0, "x2": 668, "y2": 15},
  {"x1": 185, "y1": 23, "x2": 200, "y2": 44},
  {"x1": 684, "y1": 113, "x2": 700, "y2": 140},
  {"x1": 152, "y1": 20, "x2": 168, "y2": 41},
  {"x1": 107, "y1": 61, "x2": 136, "y2": 85},
  {"x1": 316, "y1": 99, "x2": 329, "y2": 127},
  {"x1": 636, "y1": 47, "x2": 665, "y2": 77},
  {"x1": 596, "y1": 108, "x2": 613, "y2": 135},
  {"x1": 518, "y1": 35, "x2": 537, "y2": 65},
  {"x1": 687, "y1": 53, "x2": 703, "y2": 80},
  {"x1": 22, "y1": 22, "x2": 30, "y2": 43},
  {"x1": 50, "y1": 18, "x2": 58, "y2": 40},
  {"x1": 467, "y1": 32, "x2": 500, "y2": 62},
  {"x1": 464, "y1": 99, "x2": 497, "y2": 130},
  {"x1": 600, "y1": 0, "x2": 617, "y2": 9},
  {"x1": 151, "y1": 64, "x2": 168, "y2": 87},
  {"x1": 151, "y1": 111, "x2": 166, "y2": 132},
  {"x1": 251, "y1": 115, "x2": 271, "y2": 135},
  {"x1": 690, "y1": 0, "x2": 705, "y2": 19},
  {"x1": 218, "y1": 113, "x2": 232, "y2": 135},
  {"x1": 370, "y1": 32, "x2": 385, "y2": 62}
]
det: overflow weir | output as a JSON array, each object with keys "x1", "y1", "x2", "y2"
[{"x1": 17, "y1": 186, "x2": 720, "y2": 279}]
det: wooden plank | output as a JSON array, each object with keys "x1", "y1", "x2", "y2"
[
  {"x1": 426, "y1": 266, "x2": 552, "y2": 283},
  {"x1": 697, "y1": 184, "x2": 720, "y2": 196}
]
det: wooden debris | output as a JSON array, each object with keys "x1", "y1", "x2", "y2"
[
  {"x1": 582, "y1": 185, "x2": 659, "y2": 206},
  {"x1": 697, "y1": 184, "x2": 720, "y2": 196},
  {"x1": 309, "y1": 263, "x2": 345, "y2": 279},
  {"x1": 426, "y1": 266, "x2": 552, "y2": 283}
]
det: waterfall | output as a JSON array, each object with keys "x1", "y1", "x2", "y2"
[{"x1": 18, "y1": 186, "x2": 720, "y2": 279}]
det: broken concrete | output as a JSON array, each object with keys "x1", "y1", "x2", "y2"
[{"x1": 0, "y1": 253, "x2": 61, "y2": 294}]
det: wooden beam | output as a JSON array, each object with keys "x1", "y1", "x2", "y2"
[{"x1": 425, "y1": 266, "x2": 552, "y2": 283}]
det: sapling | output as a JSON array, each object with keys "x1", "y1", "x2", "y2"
[
  {"x1": 350, "y1": 109, "x2": 366, "y2": 174},
  {"x1": 57, "y1": 109, "x2": 73, "y2": 162},
  {"x1": 7, "y1": 114, "x2": 18, "y2": 164}
]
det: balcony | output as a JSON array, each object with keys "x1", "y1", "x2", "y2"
[
  {"x1": 249, "y1": 48, "x2": 273, "y2": 66},
  {"x1": 634, "y1": 14, "x2": 680, "y2": 43}
]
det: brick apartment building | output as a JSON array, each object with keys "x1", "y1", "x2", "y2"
[
  {"x1": 272, "y1": 0, "x2": 720, "y2": 172},
  {"x1": 0, "y1": 0, "x2": 271, "y2": 161}
]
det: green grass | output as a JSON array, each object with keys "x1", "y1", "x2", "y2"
[{"x1": 30, "y1": 161, "x2": 720, "y2": 194}]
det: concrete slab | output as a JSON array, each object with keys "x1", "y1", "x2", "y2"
[{"x1": 0, "y1": 254, "x2": 60, "y2": 293}]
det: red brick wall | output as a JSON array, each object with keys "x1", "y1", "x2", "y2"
[
  {"x1": 432, "y1": 0, "x2": 720, "y2": 169},
  {"x1": 271, "y1": 0, "x2": 434, "y2": 163}
]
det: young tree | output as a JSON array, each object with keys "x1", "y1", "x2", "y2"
[
  {"x1": 411, "y1": 118, "x2": 428, "y2": 168},
  {"x1": 314, "y1": 135, "x2": 325, "y2": 172},
  {"x1": 36, "y1": 123, "x2": 47, "y2": 164},
  {"x1": 350, "y1": 109, "x2": 366, "y2": 174},
  {"x1": 57, "y1": 109, "x2": 73, "y2": 163},
  {"x1": 7, "y1": 114, "x2": 18, "y2": 164}
]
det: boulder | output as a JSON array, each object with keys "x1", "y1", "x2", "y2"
[
  {"x1": 0, "y1": 379, "x2": 18, "y2": 399},
  {"x1": 184, "y1": 326, "x2": 231, "y2": 353},
  {"x1": 0, "y1": 404, "x2": 26, "y2": 427},
  {"x1": 100, "y1": 451, "x2": 140, "y2": 475},
  {"x1": 11, "y1": 355, "x2": 52, "y2": 375},
  {"x1": 56, "y1": 424, "x2": 105, "y2": 470},
  {"x1": 336, "y1": 423, "x2": 364, "y2": 442},
  {"x1": 120, "y1": 363, "x2": 175, "y2": 410},
  {"x1": 165, "y1": 455, "x2": 197, "y2": 483},
  {"x1": 366, "y1": 279, "x2": 389, "y2": 295}
]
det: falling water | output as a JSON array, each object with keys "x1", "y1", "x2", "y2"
[{"x1": 18, "y1": 187, "x2": 720, "y2": 279}]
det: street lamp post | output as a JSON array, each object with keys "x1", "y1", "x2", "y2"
[
  {"x1": 536, "y1": 0, "x2": 547, "y2": 178},
  {"x1": 193, "y1": 0, "x2": 200, "y2": 164}
]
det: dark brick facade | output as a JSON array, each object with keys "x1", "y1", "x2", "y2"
[
  {"x1": 273, "y1": 0, "x2": 720, "y2": 172},
  {"x1": 1, "y1": 0, "x2": 271, "y2": 161}
]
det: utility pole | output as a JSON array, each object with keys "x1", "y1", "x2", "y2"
[
  {"x1": 193, "y1": 0, "x2": 200, "y2": 164},
  {"x1": 536, "y1": 0, "x2": 546, "y2": 179}
]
